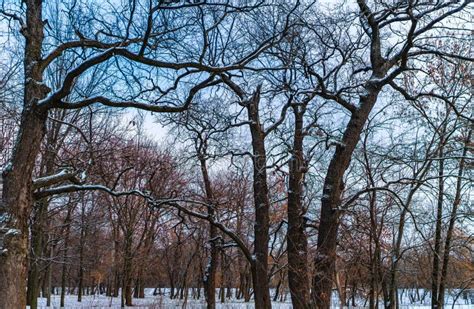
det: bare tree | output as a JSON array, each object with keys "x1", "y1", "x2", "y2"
[{"x1": 0, "y1": 1, "x2": 275, "y2": 307}]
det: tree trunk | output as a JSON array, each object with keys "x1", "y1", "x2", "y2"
[
  {"x1": 134, "y1": 270, "x2": 145, "y2": 298},
  {"x1": 388, "y1": 191, "x2": 413, "y2": 309},
  {"x1": 46, "y1": 244, "x2": 53, "y2": 307},
  {"x1": 335, "y1": 271, "x2": 346, "y2": 309},
  {"x1": 431, "y1": 142, "x2": 445, "y2": 309},
  {"x1": 60, "y1": 208, "x2": 73, "y2": 308},
  {"x1": 122, "y1": 234, "x2": 134, "y2": 307},
  {"x1": 112, "y1": 226, "x2": 121, "y2": 298},
  {"x1": 438, "y1": 130, "x2": 471, "y2": 308},
  {"x1": 199, "y1": 156, "x2": 219, "y2": 309},
  {"x1": 363, "y1": 137, "x2": 382, "y2": 309},
  {"x1": 312, "y1": 88, "x2": 380, "y2": 308},
  {"x1": 27, "y1": 105, "x2": 63, "y2": 309},
  {"x1": 287, "y1": 106, "x2": 310, "y2": 308},
  {"x1": 246, "y1": 89, "x2": 272, "y2": 309},
  {"x1": 26, "y1": 200, "x2": 48, "y2": 309},
  {"x1": 0, "y1": 1, "x2": 49, "y2": 308},
  {"x1": 77, "y1": 211, "x2": 86, "y2": 302}
]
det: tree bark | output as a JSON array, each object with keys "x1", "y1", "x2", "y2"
[
  {"x1": 122, "y1": 233, "x2": 134, "y2": 307},
  {"x1": 199, "y1": 156, "x2": 219, "y2": 309},
  {"x1": 287, "y1": 106, "x2": 310, "y2": 308},
  {"x1": 26, "y1": 200, "x2": 47, "y2": 309},
  {"x1": 431, "y1": 142, "x2": 445, "y2": 309},
  {"x1": 60, "y1": 207, "x2": 73, "y2": 308},
  {"x1": 78, "y1": 205, "x2": 86, "y2": 302},
  {"x1": 246, "y1": 89, "x2": 272, "y2": 309},
  {"x1": 28, "y1": 128, "x2": 60, "y2": 309},
  {"x1": 46, "y1": 244, "x2": 53, "y2": 307},
  {"x1": 0, "y1": 1, "x2": 49, "y2": 308},
  {"x1": 438, "y1": 130, "x2": 471, "y2": 308},
  {"x1": 312, "y1": 87, "x2": 380, "y2": 308}
]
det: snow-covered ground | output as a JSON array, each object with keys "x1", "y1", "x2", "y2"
[
  {"x1": 33, "y1": 294, "x2": 291, "y2": 309},
  {"x1": 31, "y1": 288, "x2": 474, "y2": 308}
]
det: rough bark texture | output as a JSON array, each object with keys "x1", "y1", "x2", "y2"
[
  {"x1": 312, "y1": 87, "x2": 380, "y2": 308},
  {"x1": 200, "y1": 157, "x2": 219, "y2": 309},
  {"x1": 287, "y1": 106, "x2": 310, "y2": 308},
  {"x1": 246, "y1": 90, "x2": 272, "y2": 309},
  {"x1": 0, "y1": 1, "x2": 48, "y2": 308}
]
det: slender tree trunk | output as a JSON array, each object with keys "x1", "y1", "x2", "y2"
[
  {"x1": 112, "y1": 226, "x2": 121, "y2": 298},
  {"x1": 287, "y1": 106, "x2": 310, "y2": 308},
  {"x1": 368, "y1": 192, "x2": 377, "y2": 309},
  {"x1": 122, "y1": 234, "x2": 133, "y2": 307},
  {"x1": 27, "y1": 200, "x2": 48, "y2": 309},
  {"x1": 0, "y1": 1, "x2": 49, "y2": 308},
  {"x1": 77, "y1": 215, "x2": 86, "y2": 302},
  {"x1": 236, "y1": 202, "x2": 248, "y2": 302},
  {"x1": 335, "y1": 271, "x2": 346, "y2": 308},
  {"x1": 244, "y1": 266, "x2": 252, "y2": 302},
  {"x1": 312, "y1": 88, "x2": 380, "y2": 308},
  {"x1": 432, "y1": 142, "x2": 445, "y2": 309},
  {"x1": 364, "y1": 139, "x2": 382, "y2": 309},
  {"x1": 388, "y1": 191, "x2": 414, "y2": 309},
  {"x1": 46, "y1": 244, "x2": 53, "y2": 307},
  {"x1": 438, "y1": 130, "x2": 471, "y2": 308},
  {"x1": 60, "y1": 208, "x2": 73, "y2": 308},
  {"x1": 199, "y1": 156, "x2": 219, "y2": 309},
  {"x1": 27, "y1": 106, "x2": 63, "y2": 309},
  {"x1": 238, "y1": 260, "x2": 251, "y2": 302},
  {"x1": 220, "y1": 255, "x2": 226, "y2": 303},
  {"x1": 134, "y1": 269, "x2": 145, "y2": 298}
]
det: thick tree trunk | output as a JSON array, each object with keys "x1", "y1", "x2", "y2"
[
  {"x1": 287, "y1": 106, "x2": 310, "y2": 308},
  {"x1": 312, "y1": 88, "x2": 380, "y2": 309},
  {"x1": 0, "y1": 1, "x2": 49, "y2": 308},
  {"x1": 246, "y1": 90, "x2": 272, "y2": 309}
]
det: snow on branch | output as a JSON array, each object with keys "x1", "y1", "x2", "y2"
[
  {"x1": 32, "y1": 169, "x2": 81, "y2": 190},
  {"x1": 33, "y1": 183, "x2": 254, "y2": 264}
]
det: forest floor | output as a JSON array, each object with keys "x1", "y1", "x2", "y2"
[
  {"x1": 33, "y1": 294, "x2": 291, "y2": 309},
  {"x1": 31, "y1": 289, "x2": 474, "y2": 308}
]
